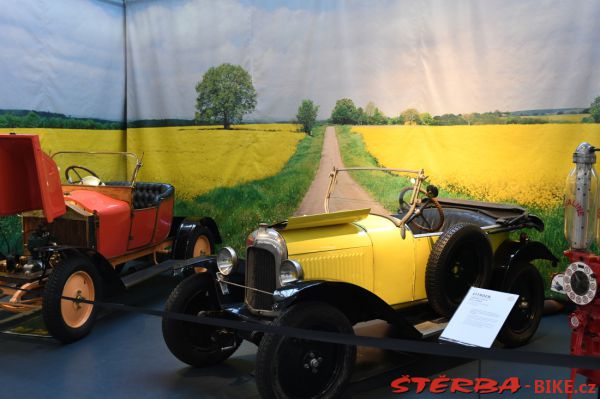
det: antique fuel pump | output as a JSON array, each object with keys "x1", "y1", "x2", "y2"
[{"x1": 552, "y1": 142, "x2": 600, "y2": 388}]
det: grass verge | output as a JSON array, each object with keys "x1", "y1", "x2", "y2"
[
  {"x1": 176, "y1": 126, "x2": 325, "y2": 254},
  {"x1": 335, "y1": 125, "x2": 566, "y2": 298}
]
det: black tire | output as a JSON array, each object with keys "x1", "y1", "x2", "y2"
[
  {"x1": 162, "y1": 273, "x2": 240, "y2": 367},
  {"x1": 495, "y1": 263, "x2": 544, "y2": 347},
  {"x1": 174, "y1": 225, "x2": 215, "y2": 259},
  {"x1": 42, "y1": 256, "x2": 102, "y2": 343},
  {"x1": 255, "y1": 302, "x2": 356, "y2": 399},
  {"x1": 426, "y1": 223, "x2": 492, "y2": 317}
]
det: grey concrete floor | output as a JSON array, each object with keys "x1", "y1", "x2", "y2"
[{"x1": 0, "y1": 276, "x2": 596, "y2": 398}]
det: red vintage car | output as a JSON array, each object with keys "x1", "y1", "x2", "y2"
[{"x1": 0, "y1": 134, "x2": 221, "y2": 343}]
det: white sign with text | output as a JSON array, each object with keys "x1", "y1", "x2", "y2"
[{"x1": 440, "y1": 287, "x2": 519, "y2": 348}]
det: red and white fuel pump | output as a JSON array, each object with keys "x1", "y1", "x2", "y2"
[{"x1": 552, "y1": 142, "x2": 600, "y2": 390}]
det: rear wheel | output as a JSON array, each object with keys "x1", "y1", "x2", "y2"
[
  {"x1": 426, "y1": 223, "x2": 493, "y2": 317},
  {"x1": 43, "y1": 256, "x2": 102, "y2": 343},
  {"x1": 191, "y1": 232, "x2": 212, "y2": 257},
  {"x1": 174, "y1": 224, "x2": 215, "y2": 259},
  {"x1": 256, "y1": 302, "x2": 356, "y2": 399},
  {"x1": 162, "y1": 273, "x2": 240, "y2": 367},
  {"x1": 496, "y1": 263, "x2": 544, "y2": 347}
]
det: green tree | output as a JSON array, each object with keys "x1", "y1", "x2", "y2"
[
  {"x1": 420, "y1": 112, "x2": 433, "y2": 125},
  {"x1": 590, "y1": 96, "x2": 600, "y2": 123},
  {"x1": 5, "y1": 114, "x2": 18, "y2": 128},
  {"x1": 355, "y1": 107, "x2": 366, "y2": 125},
  {"x1": 23, "y1": 111, "x2": 40, "y2": 128},
  {"x1": 296, "y1": 99, "x2": 319, "y2": 135},
  {"x1": 390, "y1": 115, "x2": 405, "y2": 125},
  {"x1": 330, "y1": 98, "x2": 358, "y2": 124},
  {"x1": 372, "y1": 108, "x2": 387, "y2": 124},
  {"x1": 582, "y1": 116, "x2": 595, "y2": 123},
  {"x1": 195, "y1": 63, "x2": 257, "y2": 129},
  {"x1": 401, "y1": 108, "x2": 420, "y2": 125},
  {"x1": 364, "y1": 101, "x2": 376, "y2": 124}
]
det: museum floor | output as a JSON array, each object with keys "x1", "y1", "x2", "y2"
[{"x1": 1, "y1": 276, "x2": 593, "y2": 398}]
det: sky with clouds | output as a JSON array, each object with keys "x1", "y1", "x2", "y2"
[
  {"x1": 0, "y1": 0, "x2": 124, "y2": 120},
  {"x1": 2, "y1": 0, "x2": 599, "y2": 121},
  {"x1": 127, "y1": 0, "x2": 600, "y2": 121}
]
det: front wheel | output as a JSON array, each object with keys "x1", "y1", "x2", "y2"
[
  {"x1": 42, "y1": 256, "x2": 102, "y2": 343},
  {"x1": 255, "y1": 302, "x2": 356, "y2": 399},
  {"x1": 162, "y1": 273, "x2": 240, "y2": 367},
  {"x1": 496, "y1": 263, "x2": 544, "y2": 347}
]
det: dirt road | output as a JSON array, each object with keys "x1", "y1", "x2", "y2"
[{"x1": 294, "y1": 126, "x2": 390, "y2": 216}]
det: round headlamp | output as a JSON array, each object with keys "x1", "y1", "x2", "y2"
[
  {"x1": 563, "y1": 262, "x2": 597, "y2": 305},
  {"x1": 279, "y1": 259, "x2": 303, "y2": 286},
  {"x1": 217, "y1": 247, "x2": 238, "y2": 276}
]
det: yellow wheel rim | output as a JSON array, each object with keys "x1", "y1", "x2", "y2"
[
  {"x1": 61, "y1": 271, "x2": 95, "y2": 329},
  {"x1": 193, "y1": 236, "x2": 211, "y2": 257}
]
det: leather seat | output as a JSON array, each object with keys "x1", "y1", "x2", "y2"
[{"x1": 132, "y1": 182, "x2": 174, "y2": 209}]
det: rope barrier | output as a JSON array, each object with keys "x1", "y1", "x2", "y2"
[{"x1": 1, "y1": 282, "x2": 599, "y2": 370}]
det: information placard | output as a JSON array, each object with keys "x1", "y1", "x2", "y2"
[{"x1": 440, "y1": 287, "x2": 519, "y2": 348}]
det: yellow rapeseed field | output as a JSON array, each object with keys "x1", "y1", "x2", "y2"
[
  {"x1": 353, "y1": 124, "x2": 600, "y2": 209},
  {"x1": 124, "y1": 124, "x2": 304, "y2": 199},
  {"x1": 3, "y1": 124, "x2": 304, "y2": 199},
  {"x1": 0, "y1": 127, "x2": 125, "y2": 152},
  {"x1": 1, "y1": 127, "x2": 127, "y2": 180}
]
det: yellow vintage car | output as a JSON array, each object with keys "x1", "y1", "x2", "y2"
[{"x1": 161, "y1": 167, "x2": 558, "y2": 399}]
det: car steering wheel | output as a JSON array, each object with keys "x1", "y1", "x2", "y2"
[
  {"x1": 398, "y1": 185, "x2": 445, "y2": 232},
  {"x1": 65, "y1": 165, "x2": 102, "y2": 185}
]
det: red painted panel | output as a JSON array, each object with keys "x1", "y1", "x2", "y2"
[
  {"x1": 0, "y1": 134, "x2": 65, "y2": 222},
  {"x1": 67, "y1": 190, "x2": 130, "y2": 258},
  {"x1": 129, "y1": 208, "x2": 156, "y2": 249},
  {"x1": 153, "y1": 196, "x2": 174, "y2": 245}
]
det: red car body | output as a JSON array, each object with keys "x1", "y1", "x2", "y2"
[
  {"x1": 0, "y1": 134, "x2": 177, "y2": 262},
  {"x1": 0, "y1": 133, "x2": 220, "y2": 342}
]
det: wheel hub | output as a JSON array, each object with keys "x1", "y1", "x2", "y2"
[
  {"x1": 74, "y1": 290, "x2": 84, "y2": 310},
  {"x1": 302, "y1": 351, "x2": 324, "y2": 374},
  {"x1": 519, "y1": 297, "x2": 529, "y2": 310}
]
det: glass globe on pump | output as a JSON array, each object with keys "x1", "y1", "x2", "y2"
[{"x1": 564, "y1": 142, "x2": 599, "y2": 250}]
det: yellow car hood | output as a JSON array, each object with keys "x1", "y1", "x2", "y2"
[{"x1": 281, "y1": 209, "x2": 386, "y2": 256}]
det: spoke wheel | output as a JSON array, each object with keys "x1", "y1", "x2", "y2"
[{"x1": 256, "y1": 302, "x2": 356, "y2": 399}]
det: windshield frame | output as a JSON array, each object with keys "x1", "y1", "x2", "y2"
[
  {"x1": 51, "y1": 151, "x2": 143, "y2": 186},
  {"x1": 324, "y1": 166, "x2": 427, "y2": 229}
]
